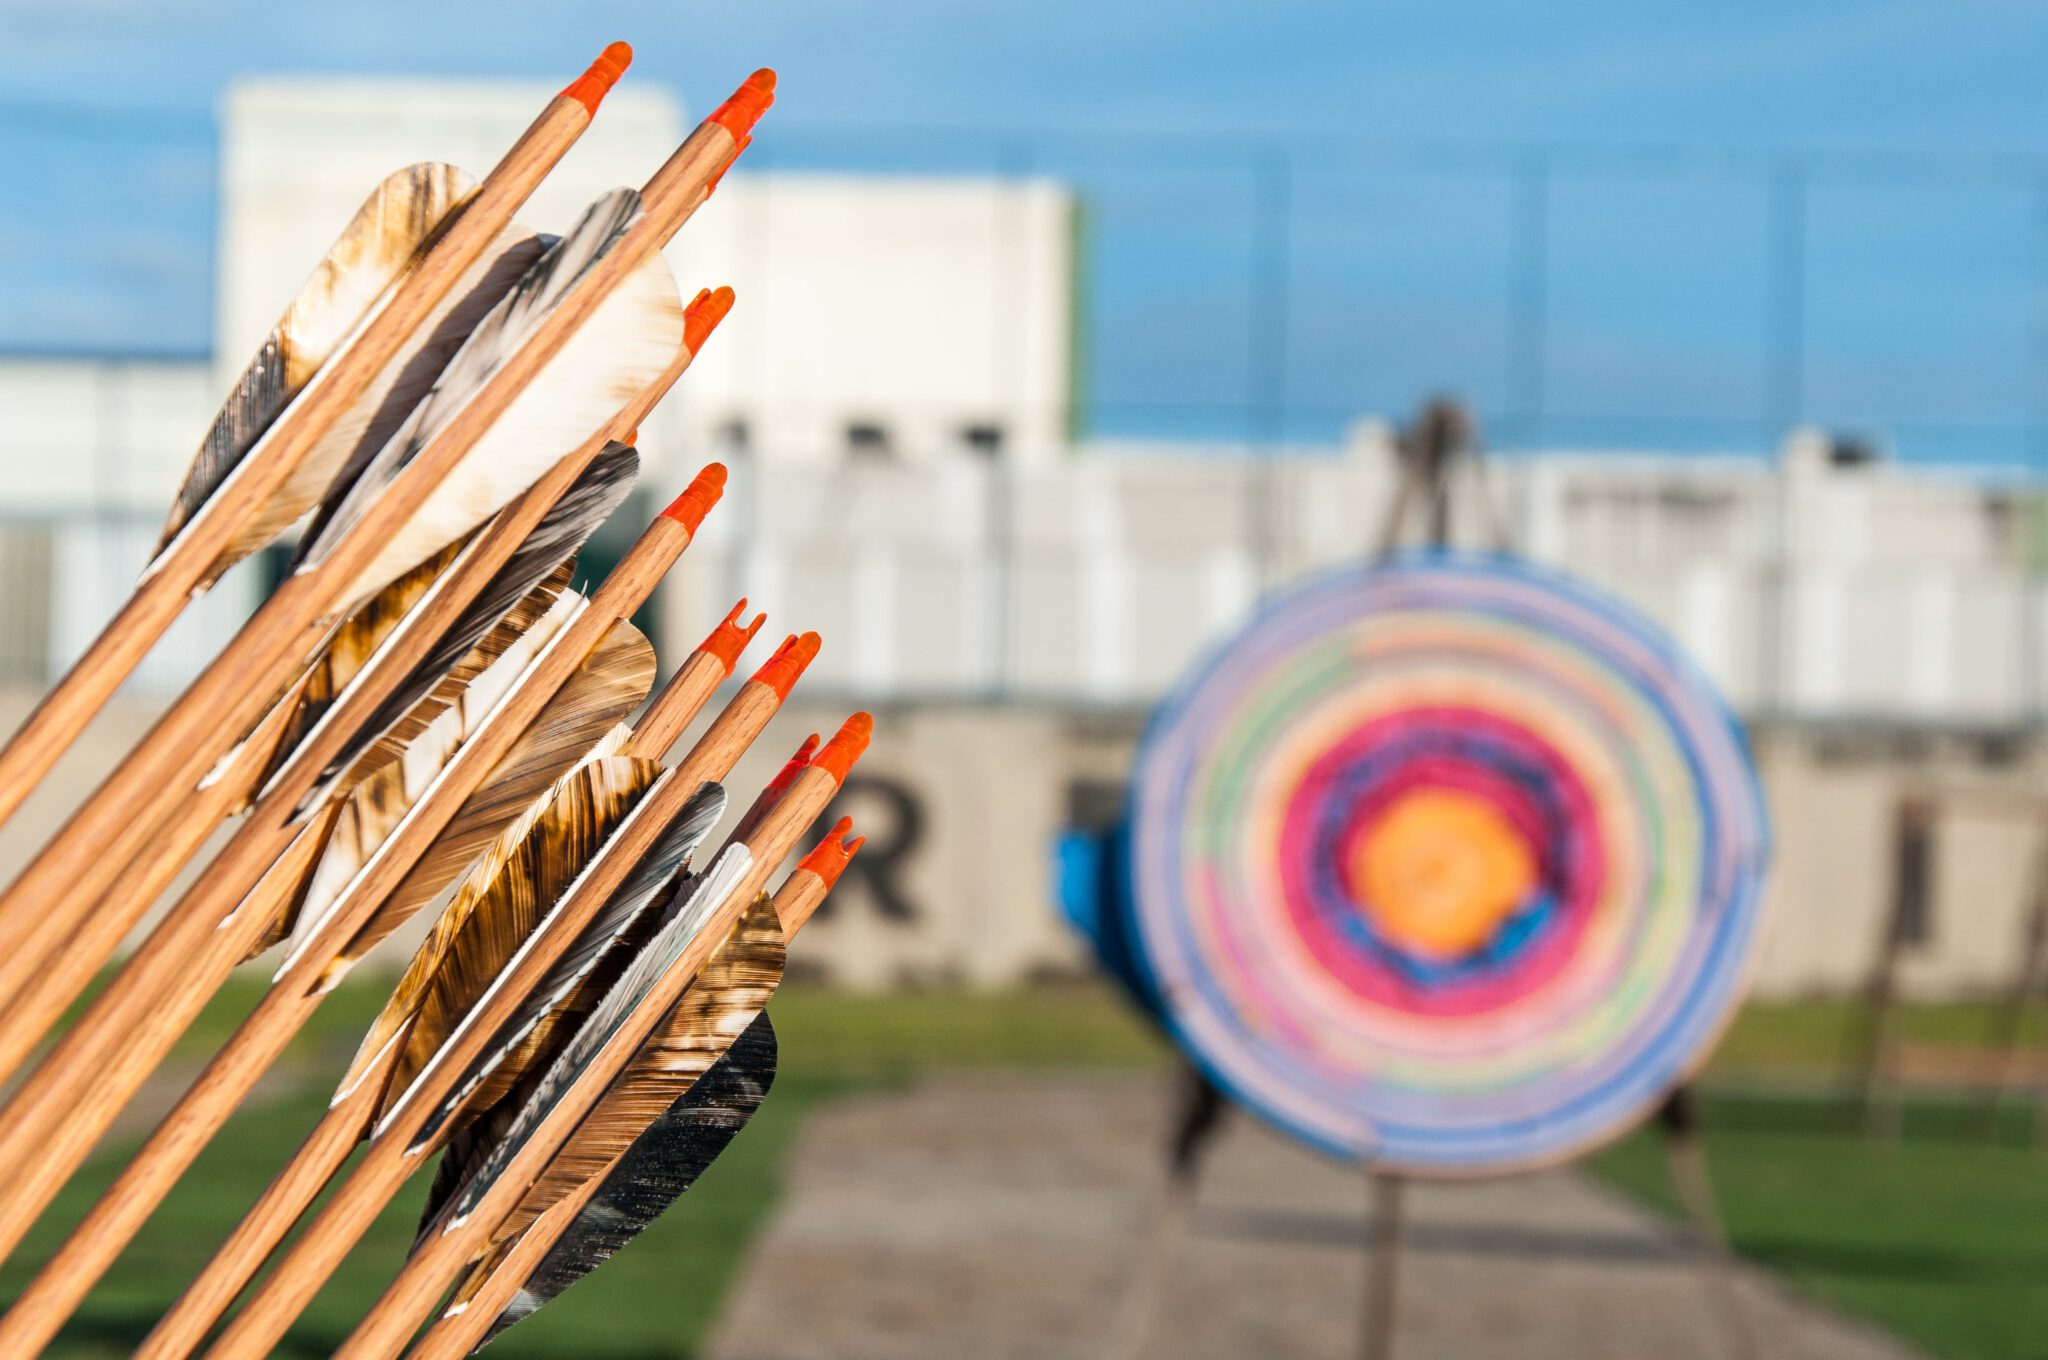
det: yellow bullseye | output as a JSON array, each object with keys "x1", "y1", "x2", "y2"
[{"x1": 1351, "y1": 788, "x2": 1537, "y2": 961}]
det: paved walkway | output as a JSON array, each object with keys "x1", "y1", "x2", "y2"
[{"x1": 704, "y1": 1073, "x2": 1922, "y2": 1360}]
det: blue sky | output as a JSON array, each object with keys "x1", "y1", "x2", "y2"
[{"x1": 4, "y1": 0, "x2": 2048, "y2": 460}]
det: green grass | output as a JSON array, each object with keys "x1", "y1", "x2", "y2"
[
  {"x1": 8, "y1": 1077, "x2": 854, "y2": 1359},
  {"x1": 8, "y1": 975, "x2": 1164, "y2": 1358},
  {"x1": 1704, "y1": 999, "x2": 2046, "y2": 1077},
  {"x1": 10, "y1": 979, "x2": 2044, "y2": 1358},
  {"x1": 1586, "y1": 1092, "x2": 2048, "y2": 1360}
]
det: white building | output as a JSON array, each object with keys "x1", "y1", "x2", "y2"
[
  {"x1": 669, "y1": 173, "x2": 1075, "y2": 464},
  {"x1": 222, "y1": 79, "x2": 1076, "y2": 474}
]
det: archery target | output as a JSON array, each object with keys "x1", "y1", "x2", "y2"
[{"x1": 1127, "y1": 552, "x2": 1770, "y2": 1175}]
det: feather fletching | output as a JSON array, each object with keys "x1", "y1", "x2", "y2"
[
  {"x1": 260, "y1": 569, "x2": 579, "y2": 966},
  {"x1": 273, "y1": 583, "x2": 592, "y2": 975},
  {"x1": 333, "y1": 755, "x2": 664, "y2": 1116},
  {"x1": 157, "y1": 163, "x2": 471, "y2": 565},
  {"x1": 219, "y1": 224, "x2": 548, "y2": 577},
  {"x1": 424, "y1": 890, "x2": 783, "y2": 1260},
  {"x1": 216, "y1": 802, "x2": 348, "y2": 962},
  {"x1": 459, "y1": 1013, "x2": 778, "y2": 1347},
  {"x1": 342, "y1": 583, "x2": 579, "y2": 790},
  {"x1": 296, "y1": 188, "x2": 685, "y2": 606},
  {"x1": 292, "y1": 440, "x2": 640, "y2": 807},
  {"x1": 262, "y1": 540, "x2": 469, "y2": 792},
  {"x1": 325, "y1": 619, "x2": 658, "y2": 981},
  {"x1": 418, "y1": 782, "x2": 730, "y2": 1149},
  {"x1": 486, "y1": 892, "x2": 785, "y2": 1243},
  {"x1": 430, "y1": 843, "x2": 755, "y2": 1204}
]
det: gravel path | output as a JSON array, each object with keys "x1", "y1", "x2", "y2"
[{"x1": 703, "y1": 1073, "x2": 1922, "y2": 1360}]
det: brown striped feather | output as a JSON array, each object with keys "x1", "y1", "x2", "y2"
[
  {"x1": 427, "y1": 894, "x2": 785, "y2": 1246},
  {"x1": 298, "y1": 188, "x2": 685, "y2": 607},
  {"x1": 241, "y1": 567, "x2": 577, "y2": 963},
  {"x1": 330, "y1": 754, "x2": 664, "y2": 1116},
  {"x1": 263, "y1": 539, "x2": 470, "y2": 783},
  {"x1": 321, "y1": 620, "x2": 657, "y2": 980},
  {"x1": 415, "y1": 781, "x2": 731, "y2": 1149},
  {"x1": 452, "y1": 1014, "x2": 777, "y2": 1346}
]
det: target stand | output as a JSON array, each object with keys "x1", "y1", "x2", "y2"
[{"x1": 1075, "y1": 402, "x2": 1771, "y2": 1360}]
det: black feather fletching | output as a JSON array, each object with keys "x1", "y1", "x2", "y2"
[
  {"x1": 471, "y1": 1013, "x2": 777, "y2": 1349},
  {"x1": 418, "y1": 844, "x2": 751, "y2": 1180},
  {"x1": 337, "y1": 756, "x2": 664, "y2": 1124}
]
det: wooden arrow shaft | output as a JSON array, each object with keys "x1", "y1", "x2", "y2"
[
  {"x1": 0, "y1": 507, "x2": 682, "y2": 1302},
  {"x1": 408, "y1": 869, "x2": 825, "y2": 1359},
  {"x1": 0, "y1": 582, "x2": 335, "y2": 1001},
  {"x1": 0, "y1": 85, "x2": 599, "y2": 837},
  {"x1": 0, "y1": 428, "x2": 622, "y2": 1217},
  {"x1": 0, "y1": 89, "x2": 726, "y2": 1015},
  {"x1": 0, "y1": 517, "x2": 732, "y2": 1349},
  {"x1": 0, "y1": 671, "x2": 307, "y2": 1094},
  {"x1": 629, "y1": 649, "x2": 728, "y2": 760},
  {"x1": 334, "y1": 768, "x2": 844, "y2": 1359},
  {"x1": 127, "y1": 517, "x2": 699, "y2": 1356},
  {"x1": 200, "y1": 686, "x2": 806, "y2": 1359},
  {"x1": 135, "y1": 1084, "x2": 381, "y2": 1360},
  {"x1": 411, "y1": 1159, "x2": 600, "y2": 1359},
  {"x1": 0, "y1": 341, "x2": 707, "y2": 1322},
  {"x1": 0, "y1": 822, "x2": 328, "y2": 1270},
  {"x1": 0, "y1": 341, "x2": 693, "y2": 1128},
  {"x1": 0, "y1": 956, "x2": 333, "y2": 1357}
]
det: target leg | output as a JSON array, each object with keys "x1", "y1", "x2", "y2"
[
  {"x1": 1658, "y1": 1088, "x2": 1759, "y2": 1360},
  {"x1": 1849, "y1": 797, "x2": 1931, "y2": 1144},
  {"x1": 1106, "y1": 1062, "x2": 1228, "y2": 1360},
  {"x1": 1976, "y1": 832, "x2": 2048, "y2": 1141},
  {"x1": 1359, "y1": 1173, "x2": 1405, "y2": 1360}
]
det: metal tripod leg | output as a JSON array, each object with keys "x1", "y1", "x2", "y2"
[
  {"x1": 1977, "y1": 830, "x2": 2048, "y2": 1141},
  {"x1": 1659, "y1": 1087, "x2": 1760, "y2": 1360},
  {"x1": 1359, "y1": 1173, "x2": 1406, "y2": 1360},
  {"x1": 1106, "y1": 1062, "x2": 1227, "y2": 1360}
]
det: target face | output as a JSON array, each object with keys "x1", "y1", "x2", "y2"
[{"x1": 1128, "y1": 553, "x2": 1769, "y2": 1175}]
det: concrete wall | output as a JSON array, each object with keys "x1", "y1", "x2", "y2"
[
  {"x1": 6, "y1": 366, "x2": 2039, "y2": 727},
  {"x1": 0, "y1": 358, "x2": 213, "y2": 518}
]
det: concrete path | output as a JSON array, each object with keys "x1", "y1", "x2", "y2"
[{"x1": 703, "y1": 1073, "x2": 1922, "y2": 1360}]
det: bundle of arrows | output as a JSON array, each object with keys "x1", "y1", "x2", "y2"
[{"x1": 0, "y1": 43, "x2": 870, "y2": 1359}]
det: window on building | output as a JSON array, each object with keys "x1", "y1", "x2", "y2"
[
  {"x1": 0, "y1": 526, "x2": 52, "y2": 686},
  {"x1": 846, "y1": 422, "x2": 893, "y2": 461},
  {"x1": 961, "y1": 423, "x2": 1005, "y2": 458},
  {"x1": 1829, "y1": 433, "x2": 1882, "y2": 468},
  {"x1": 1065, "y1": 778, "x2": 1128, "y2": 833},
  {"x1": 1893, "y1": 800, "x2": 1936, "y2": 947}
]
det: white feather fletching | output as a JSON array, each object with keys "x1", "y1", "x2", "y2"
[
  {"x1": 299, "y1": 188, "x2": 684, "y2": 607},
  {"x1": 236, "y1": 223, "x2": 547, "y2": 572}
]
